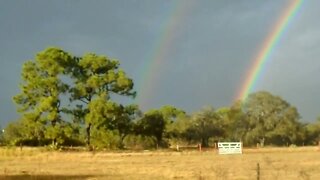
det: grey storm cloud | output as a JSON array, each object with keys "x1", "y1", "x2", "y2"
[{"x1": 0, "y1": 0, "x2": 319, "y2": 126}]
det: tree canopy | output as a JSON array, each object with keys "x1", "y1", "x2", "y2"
[{"x1": 3, "y1": 47, "x2": 320, "y2": 149}]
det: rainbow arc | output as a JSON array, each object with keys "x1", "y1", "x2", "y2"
[
  {"x1": 136, "y1": 0, "x2": 304, "y2": 109},
  {"x1": 237, "y1": 0, "x2": 303, "y2": 101},
  {"x1": 137, "y1": 1, "x2": 194, "y2": 109}
]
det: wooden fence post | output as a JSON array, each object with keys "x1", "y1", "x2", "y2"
[{"x1": 257, "y1": 163, "x2": 260, "y2": 180}]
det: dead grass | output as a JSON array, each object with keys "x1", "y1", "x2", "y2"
[{"x1": 0, "y1": 146, "x2": 320, "y2": 179}]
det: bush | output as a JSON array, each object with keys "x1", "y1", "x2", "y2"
[
  {"x1": 124, "y1": 135, "x2": 157, "y2": 150},
  {"x1": 90, "y1": 128, "x2": 121, "y2": 150}
]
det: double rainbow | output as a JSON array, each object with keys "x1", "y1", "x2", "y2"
[{"x1": 136, "y1": 0, "x2": 304, "y2": 109}]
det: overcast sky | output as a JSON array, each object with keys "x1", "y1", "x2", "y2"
[{"x1": 1, "y1": 0, "x2": 320, "y2": 126}]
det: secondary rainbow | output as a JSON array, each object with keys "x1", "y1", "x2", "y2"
[
  {"x1": 137, "y1": 2, "x2": 194, "y2": 109},
  {"x1": 237, "y1": 0, "x2": 303, "y2": 101}
]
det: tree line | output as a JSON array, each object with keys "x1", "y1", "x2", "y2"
[{"x1": 1, "y1": 47, "x2": 320, "y2": 149}]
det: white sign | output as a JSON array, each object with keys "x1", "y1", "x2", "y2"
[{"x1": 218, "y1": 142, "x2": 242, "y2": 155}]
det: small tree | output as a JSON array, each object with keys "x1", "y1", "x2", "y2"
[
  {"x1": 216, "y1": 102, "x2": 248, "y2": 142},
  {"x1": 135, "y1": 110, "x2": 166, "y2": 148},
  {"x1": 159, "y1": 105, "x2": 185, "y2": 139},
  {"x1": 305, "y1": 118, "x2": 320, "y2": 145},
  {"x1": 112, "y1": 104, "x2": 140, "y2": 148},
  {"x1": 185, "y1": 107, "x2": 224, "y2": 147}
]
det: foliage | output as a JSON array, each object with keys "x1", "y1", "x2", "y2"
[
  {"x1": 216, "y1": 103, "x2": 247, "y2": 142},
  {"x1": 5, "y1": 47, "x2": 320, "y2": 149},
  {"x1": 305, "y1": 118, "x2": 320, "y2": 145},
  {"x1": 184, "y1": 107, "x2": 224, "y2": 147},
  {"x1": 90, "y1": 128, "x2": 121, "y2": 149},
  {"x1": 134, "y1": 106, "x2": 185, "y2": 148},
  {"x1": 123, "y1": 134, "x2": 157, "y2": 150},
  {"x1": 0, "y1": 125, "x2": 4, "y2": 145},
  {"x1": 10, "y1": 47, "x2": 138, "y2": 148},
  {"x1": 241, "y1": 91, "x2": 305, "y2": 146},
  {"x1": 13, "y1": 47, "x2": 73, "y2": 146},
  {"x1": 135, "y1": 110, "x2": 166, "y2": 148},
  {"x1": 166, "y1": 115, "x2": 192, "y2": 143},
  {"x1": 68, "y1": 53, "x2": 136, "y2": 147}
]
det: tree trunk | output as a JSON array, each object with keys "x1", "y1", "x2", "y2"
[
  {"x1": 119, "y1": 134, "x2": 127, "y2": 149},
  {"x1": 86, "y1": 123, "x2": 92, "y2": 146},
  {"x1": 201, "y1": 137, "x2": 209, "y2": 147},
  {"x1": 259, "y1": 137, "x2": 265, "y2": 147},
  {"x1": 51, "y1": 120, "x2": 57, "y2": 146},
  {"x1": 156, "y1": 135, "x2": 162, "y2": 149}
]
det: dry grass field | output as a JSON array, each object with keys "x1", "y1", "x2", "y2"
[{"x1": 0, "y1": 146, "x2": 320, "y2": 179}]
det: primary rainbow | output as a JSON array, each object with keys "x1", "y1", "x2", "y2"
[{"x1": 237, "y1": 0, "x2": 303, "y2": 101}]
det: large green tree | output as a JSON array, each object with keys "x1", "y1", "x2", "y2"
[
  {"x1": 241, "y1": 91, "x2": 304, "y2": 146},
  {"x1": 68, "y1": 53, "x2": 136, "y2": 146},
  {"x1": 12, "y1": 48, "x2": 136, "y2": 147},
  {"x1": 13, "y1": 48, "x2": 73, "y2": 145}
]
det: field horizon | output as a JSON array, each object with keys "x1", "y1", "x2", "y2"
[{"x1": 1, "y1": 146, "x2": 320, "y2": 179}]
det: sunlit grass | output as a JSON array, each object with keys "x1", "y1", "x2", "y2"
[{"x1": 0, "y1": 146, "x2": 319, "y2": 179}]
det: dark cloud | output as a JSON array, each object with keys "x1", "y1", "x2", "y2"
[{"x1": 0, "y1": 0, "x2": 319, "y2": 126}]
